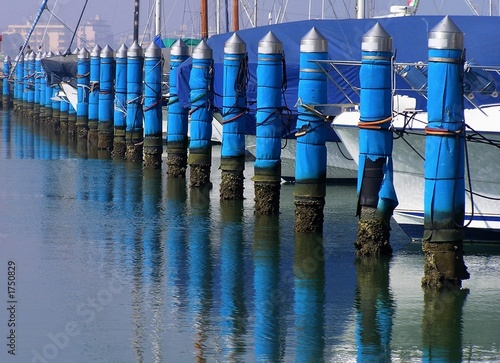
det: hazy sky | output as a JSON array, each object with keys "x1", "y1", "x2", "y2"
[{"x1": 0, "y1": 0, "x2": 492, "y2": 41}]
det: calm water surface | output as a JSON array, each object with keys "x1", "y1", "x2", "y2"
[{"x1": 1, "y1": 110, "x2": 499, "y2": 362}]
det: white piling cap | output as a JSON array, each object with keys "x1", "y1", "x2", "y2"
[
  {"x1": 127, "y1": 41, "x2": 144, "y2": 58},
  {"x1": 192, "y1": 39, "x2": 212, "y2": 59},
  {"x1": 145, "y1": 41, "x2": 162, "y2": 58},
  {"x1": 116, "y1": 44, "x2": 128, "y2": 59},
  {"x1": 100, "y1": 45, "x2": 115, "y2": 58},
  {"x1": 258, "y1": 31, "x2": 282, "y2": 54},
  {"x1": 78, "y1": 47, "x2": 90, "y2": 59},
  {"x1": 429, "y1": 16, "x2": 463, "y2": 50},
  {"x1": 171, "y1": 39, "x2": 189, "y2": 56},
  {"x1": 224, "y1": 33, "x2": 246, "y2": 54},
  {"x1": 362, "y1": 23, "x2": 392, "y2": 52},
  {"x1": 91, "y1": 45, "x2": 102, "y2": 58},
  {"x1": 300, "y1": 27, "x2": 327, "y2": 53}
]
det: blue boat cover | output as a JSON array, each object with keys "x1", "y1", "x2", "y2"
[{"x1": 176, "y1": 16, "x2": 500, "y2": 121}]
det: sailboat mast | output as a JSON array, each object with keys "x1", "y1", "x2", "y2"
[
  {"x1": 155, "y1": 0, "x2": 161, "y2": 37},
  {"x1": 133, "y1": 0, "x2": 140, "y2": 43},
  {"x1": 253, "y1": 0, "x2": 257, "y2": 27},
  {"x1": 201, "y1": 0, "x2": 208, "y2": 39},
  {"x1": 356, "y1": 0, "x2": 365, "y2": 19},
  {"x1": 233, "y1": 0, "x2": 239, "y2": 31}
]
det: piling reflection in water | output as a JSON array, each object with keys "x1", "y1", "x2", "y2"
[
  {"x1": 1, "y1": 111, "x2": 11, "y2": 158},
  {"x1": 294, "y1": 232, "x2": 325, "y2": 362},
  {"x1": 422, "y1": 287, "x2": 468, "y2": 362},
  {"x1": 220, "y1": 200, "x2": 248, "y2": 361},
  {"x1": 354, "y1": 257, "x2": 394, "y2": 362},
  {"x1": 2, "y1": 111, "x2": 500, "y2": 361},
  {"x1": 164, "y1": 178, "x2": 189, "y2": 317},
  {"x1": 188, "y1": 186, "x2": 214, "y2": 361},
  {"x1": 142, "y1": 169, "x2": 165, "y2": 362},
  {"x1": 254, "y1": 215, "x2": 283, "y2": 362}
]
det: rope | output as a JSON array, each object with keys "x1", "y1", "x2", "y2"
[
  {"x1": 425, "y1": 126, "x2": 462, "y2": 136},
  {"x1": 358, "y1": 115, "x2": 393, "y2": 129}
]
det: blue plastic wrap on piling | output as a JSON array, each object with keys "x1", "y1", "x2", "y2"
[
  {"x1": 296, "y1": 50, "x2": 327, "y2": 182},
  {"x1": 3, "y1": 61, "x2": 10, "y2": 97},
  {"x1": 255, "y1": 52, "x2": 282, "y2": 170},
  {"x1": 126, "y1": 56, "x2": 144, "y2": 133},
  {"x1": 167, "y1": 54, "x2": 189, "y2": 144},
  {"x1": 189, "y1": 58, "x2": 214, "y2": 151},
  {"x1": 27, "y1": 57, "x2": 34, "y2": 104},
  {"x1": 60, "y1": 98, "x2": 69, "y2": 113},
  {"x1": 51, "y1": 86, "x2": 60, "y2": 110},
  {"x1": 44, "y1": 79, "x2": 52, "y2": 107},
  {"x1": 358, "y1": 50, "x2": 398, "y2": 211},
  {"x1": 13, "y1": 60, "x2": 19, "y2": 100},
  {"x1": 114, "y1": 56, "x2": 127, "y2": 128},
  {"x1": 222, "y1": 52, "x2": 247, "y2": 158},
  {"x1": 18, "y1": 60, "x2": 25, "y2": 102},
  {"x1": 77, "y1": 57, "x2": 90, "y2": 118},
  {"x1": 88, "y1": 55, "x2": 100, "y2": 121},
  {"x1": 144, "y1": 55, "x2": 162, "y2": 136},
  {"x1": 23, "y1": 60, "x2": 29, "y2": 102},
  {"x1": 40, "y1": 71, "x2": 46, "y2": 107},
  {"x1": 424, "y1": 48, "x2": 465, "y2": 227},
  {"x1": 34, "y1": 58, "x2": 41, "y2": 104},
  {"x1": 98, "y1": 56, "x2": 115, "y2": 123}
]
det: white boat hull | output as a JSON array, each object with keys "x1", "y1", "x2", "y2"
[{"x1": 333, "y1": 104, "x2": 500, "y2": 242}]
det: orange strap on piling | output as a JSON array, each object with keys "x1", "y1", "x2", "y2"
[
  {"x1": 357, "y1": 115, "x2": 392, "y2": 130},
  {"x1": 425, "y1": 126, "x2": 462, "y2": 136}
]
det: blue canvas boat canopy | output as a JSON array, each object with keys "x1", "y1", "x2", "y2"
[{"x1": 176, "y1": 16, "x2": 500, "y2": 116}]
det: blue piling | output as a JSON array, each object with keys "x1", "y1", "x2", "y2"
[
  {"x1": 422, "y1": 16, "x2": 469, "y2": 288},
  {"x1": 12, "y1": 55, "x2": 19, "y2": 110},
  {"x1": 50, "y1": 83, "x2": 61, "y2": 130},
  {"x1": 294, "y1": 28, "x2": 328, "y2": 232},
  {"x1": 39, "y1": 53, "x2": 46, "y2": 120},
  {"x1": 166, "y1": 39, "x2": 189, "y2": 177},
  {"x1": 34, "y1": 52, "x2": 42, "y2": 119},
  {"x1": 76, "y1": 47, "x2": 90, "y2": 140},
  {"x1": 98, "y1": 45, "x2": 115, "y2": 150},
  {"x1": 88, "y1": 45, "x2": 101, "y2": 145},
  {"x1": 26, "y1": 51, "x2": 35, "y2": 115},
  {"x1": 253, "y1": 31, "x2": 283, "y2": 215},
  {"x1": 220, "y1": 33, "x2": 248, "y2": 200},
  {"x1": 43, "y1": 52, "x2": 54, "y2": 123},
  {"x1": 188, "y1": 40, "x2": 214, "y2": 187},
  {"x1": 125, "y1": 41, "x2": 144, "y2": 162},
  {"x1": 355, "y1": 23, "x2": 397, "y2": 257},
  {"x1": 113, "y1": 44, "x2": 128, "y2": 157},
  {"x1": 16, "y1": 53, "x2": 24, "y2": 112},
  {"x1": 2, "y1": 56, "x2": 12, "y2": 109},
  {"x1": 143, "y1": 41, "x2": 163, "y2": 169},
  {"x1": 294, "y1": 233, "x2": 325, "y2": 362},
  {"x1": 67, "y1": 51, "x2": 78, "y2": 136},
  {"x1": 59, "y1": 89, "x2": 70, "y2": 132},
  {"x1": 22, "y1": 52, "x2": 30, "y2": 112}
]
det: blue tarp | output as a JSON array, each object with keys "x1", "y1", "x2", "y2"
[{"x1": 176, "y1": 16, "x2": 500, "y2": 135}]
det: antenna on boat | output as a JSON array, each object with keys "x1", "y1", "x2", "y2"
[{"x1": 133, "y1": 0, "x2": 140, "y2": 43}]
